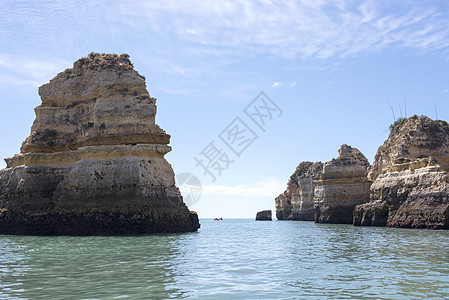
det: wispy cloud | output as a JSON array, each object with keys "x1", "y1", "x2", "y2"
[
  {"x1": 202, "y1": 177, "x2": 284, "y2": 198},
  {"x1": 0, "y1": 53, "x2": 70, "y2": 87},
  {"x1": 271, "y1": 81, "x2": 281, "y2": 88},
  {"x1": 2, "y1": 1, "x2": 449, "y2": 69},
  {"x1": 118, "y1": 0, "x2": 449, "y2": 59}
]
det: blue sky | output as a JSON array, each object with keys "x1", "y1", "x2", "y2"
[{"x1": 1, "y1": 0, "x2": 449, "y2": 218}]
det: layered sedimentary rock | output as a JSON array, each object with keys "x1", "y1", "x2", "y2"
[
  {"x1": 275, "y1": 144, "x2": 370, "y2": 223},
  {"x1": 275, "y1": 161, "x2": 323, "y2": 220},
  {"x1": 314, "y1": 144, "x2": 371, "y2": 223},
  {"x1": 0, "y1": 53, "x2": 200, "y2": 235},
  {"x1": 354, "y1": 116, "x2": 449, "y2": 229},
  {"x1": 255, "y1": 210, "x2": 272, "y2": 221}
]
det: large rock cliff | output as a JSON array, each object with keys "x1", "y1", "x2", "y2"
[
  {"x1": 0, "y1": 53, "x2": 200, "y2": 235},
  {"x1": 314, "y1": 144, "x2": 371, "y2": 223},
  {"x1": 354, "y1": 116, "x2": 449, "y2": 229}
]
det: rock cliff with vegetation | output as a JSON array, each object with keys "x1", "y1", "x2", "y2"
[
  {"x1": 354, "y1": 115, "x2": 449, "y2": 229},
  {"x1": 0, "y1": 53, "x2": 200, "y2": 235},
  {"x1": 276, "y1": 115, "x2": 449, "y2": 229}
]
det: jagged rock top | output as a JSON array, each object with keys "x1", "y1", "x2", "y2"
[
  {"x1": 69, "y1": 53, "x2": 136, "y2": 72},
  {"x1": 321, "y1": 144, "x2": 370, "y2": 178},
  {"x1": 368, "y1": 115, "x2": 449, "y2": 180},
  {"x1": 285, "y1": 161, "x2": 323, "y2": 194},
  {"x1": 39, "y1": 53, "x2": 148, "y2": 107},
  {"x1": 11, "y1": 53, "x2": 168, "y2": 157}
]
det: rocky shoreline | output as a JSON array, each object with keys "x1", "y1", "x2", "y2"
[
  {"x1": 0, "y1": 53, "x2": 200, "y2": 235},
  {"x1": 276, "y1": 115, "x2": 449, "y2": 229}
]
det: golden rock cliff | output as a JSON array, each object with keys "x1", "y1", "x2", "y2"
[
  {"x1": 0, "y1": 53, "x2": 200, "y2": 235},
  {"x1": 314, "y1": 144, "x2": 371, "y2": 224},
  {"x1": 275, "y1": 144, "x2": 370, "y2": 223},
  {"x1": 354, "y1": 115, "x2": 449, "y2": 229},
  {"x1": 275, "y1": 161, "x2": 323, "y2": 221}
]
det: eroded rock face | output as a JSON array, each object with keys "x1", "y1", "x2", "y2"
[
  {"x1": 275, "y1": 144, "x2": 371, "y2": 223},
  {"x1": 354, "y1": 116, "x2": 449, "y2": 229},
  {"x1": 368, "y1": 115, "x2": 449, "y2": 181},
  {"x1": 275, "y1": 161, "x2": 323, "y2": 220},
  {"x1": 0, "y1": 53, "x2": 200, "y2": 235},
  {"x1": 314, "y1": 144, "x2": 371, "y2": 224}
]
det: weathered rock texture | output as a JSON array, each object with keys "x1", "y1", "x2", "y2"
[
  {"x1": 0, "y1": 53, "x2": 200, "y2": 235},
  {"x1": 314, "y1": 145, "x2": 371, "y2": 223},
  {"x1": 354, "y1": 116, "x2": 449, "y2": 229},
  {"x1": 275, "y1": 145, "x2": 370, "y2": 223},
  {"x1": 255, "y1": 210, "x2": 272, "y2": 221},
  {"x1": 275, "y1": 161, "x2": 323, "y2": 220}
]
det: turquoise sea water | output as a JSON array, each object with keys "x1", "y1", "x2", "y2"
[{"x1": 1, "y1": 219, "x2": 449, "y2": 299}]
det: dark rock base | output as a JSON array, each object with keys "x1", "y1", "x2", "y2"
[
  {"x1": 314, "y1": 205, "x2": 355, "y2": 224},
  {"x1": 256, "y1": 210, "x2": 272, "y2": 221},
  {"x1": 354, "y1": 186, "x2": 449, "y2": 229},
  {"x1": 275, "y1": 209, "x2": 291, "y2": 220},
  {"x1": 0, "y1": 208, "x2": 200, "y2": 236},
  {"x1": 288, "y1": 210, "x2": 315, "y2": 221}
]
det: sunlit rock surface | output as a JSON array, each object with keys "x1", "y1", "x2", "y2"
[
  {"x1": 275, "y1": 161, "x2": 323, "y2": 221},
  {"x1": 354, "y1": 116, "x2": 449, "y2": 229},
  {"x1": 0, "y1": 53, "x2": 200, "y2": 235},
  {"x1": 314, "y1": 145, "x2": 371, "y2": 224}
]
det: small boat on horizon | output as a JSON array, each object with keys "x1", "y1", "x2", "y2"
[{"x1": 214, "y1": 217, "x2": 223, "y2": 221}]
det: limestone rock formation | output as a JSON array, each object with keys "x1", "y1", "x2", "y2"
[
  {"x1": 314, "y1": 144, "x2": 371, "y2": 223},
  {"x1": 255, "y1": 210, "x2": 272, "y2": 221},
  {"x1": 368, "y1": 115, "x2": 449, "y2": 180},
  {"x1": 275, "y1": 161, "x2": 323, "y2": 220},
  {"x1": 275, "y1": 144, "x2": 370, "y2": 224},
  {"x1": 0, "y1": 53, "x2": 200, "y2": 235},
  {"x1": 354, "y1": 116, "x2": 449, "y2": 229}
]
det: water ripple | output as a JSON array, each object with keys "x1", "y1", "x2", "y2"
[{"x1": 1, "y1": 219, "x2": 449, "y2": 299}]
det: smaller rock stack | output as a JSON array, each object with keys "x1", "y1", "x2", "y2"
[
  {"x1": 275, "y1": 144, "x2": 370, "y2": 223},
  {"x1": 314, "y1": 144, "x2": 371, "y2": 224},
  {"x1": 256, "y1": 210, "x2": 272, "y2": 221}
]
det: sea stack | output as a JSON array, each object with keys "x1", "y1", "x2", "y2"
[
  {"x1": 314, "y1": 144, "x2": 371, "y2": 223},
  {"x1": 0, "y1": 53, "x2": 200, "y2": 235},
  {"x1": 354, "y1": 116, "x2": 449, "y2": 229},
  {"x1": 255, "y1": 210, "x2": 272, "y2": 221},
  {"x1": 275, "y1": 144, "x2": 371, "y2": 223}
]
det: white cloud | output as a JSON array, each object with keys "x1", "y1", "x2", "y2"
[
  {"x1": 0, "y1": 53, "x2": 70, "y2": 87},
  {"x1": 118, "y1": 0, "x2": 449, "y2": 59},
  {"x1": 202, "y1": 177, "x2": 285, "y2": 198},
  {"x1": 271, "y1": 81, "x2": 281, "y2": 88},
  {"x1": 289, "y1": 82, "x2": 297, "y2": 87}
]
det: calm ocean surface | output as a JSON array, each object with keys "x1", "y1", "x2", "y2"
[{"x1": 1, "y1": 219, "x2": 449, "y2": 299}]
